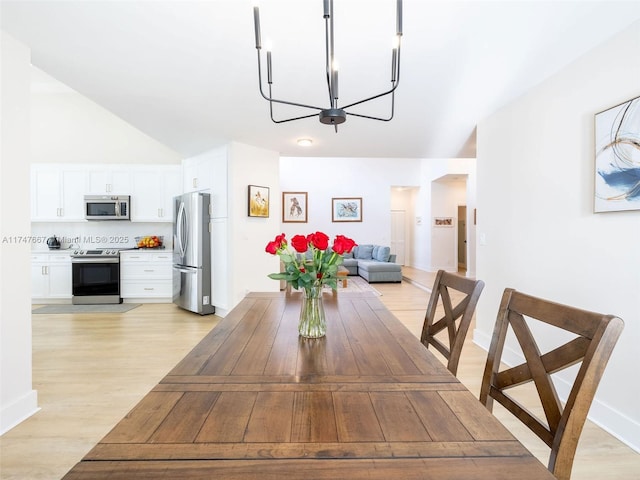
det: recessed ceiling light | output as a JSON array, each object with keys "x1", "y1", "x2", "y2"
[{"x1": 297, "y1": 138, "x2": 313, "y2": 147}]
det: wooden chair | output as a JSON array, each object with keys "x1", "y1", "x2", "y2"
[
  {"x1": 480, "y1": 288, "x2": 624, "y2": 480},
  {"x1": 420, "y1": 270, "x2": 485, "y2": 376}
]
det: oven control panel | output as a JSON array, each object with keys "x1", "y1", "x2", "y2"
[{"x1": 72, "y1": 249, "x2": 120, "y2": 257}]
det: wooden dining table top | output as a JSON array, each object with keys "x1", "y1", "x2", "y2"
[{"x1": 62, "y1": 291, "x2": 555, "y2": 479}]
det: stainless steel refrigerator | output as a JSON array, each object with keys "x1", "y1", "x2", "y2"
[{"x1": 172, "y1": 192, "x2": 215, "y2": 315}]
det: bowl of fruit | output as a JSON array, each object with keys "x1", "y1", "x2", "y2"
[{"x1": 135, "y1": 236, "x2": 163, "y2": 249}]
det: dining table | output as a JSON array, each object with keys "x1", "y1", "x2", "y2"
[{"x1": 62, "y1": 291, "x2": 555, "y2": 479}]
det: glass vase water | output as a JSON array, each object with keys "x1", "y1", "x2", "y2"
[{"x1": 298, "y1": 284, "x2": 326, "y2": 338}]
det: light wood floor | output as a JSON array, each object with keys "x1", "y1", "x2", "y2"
[{"x1": 1, "y1": 268, "x2": 638, "y2": 479}]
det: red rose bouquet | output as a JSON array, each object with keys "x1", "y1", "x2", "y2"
[{"x1": 265, "y1": 232, "x2": 357, "y2": 291}]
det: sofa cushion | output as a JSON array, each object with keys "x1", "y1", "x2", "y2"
[
  {"x1": 342, "y1": 257, "x2": 358, "y2": 275},
  {"x1": 355, "y1": 244, "x2": 374, "y2": 259},
  {"x1": 357, "y1": 260, "x2": 401, "y2": 273},
  {"x1": 374, "y1": 246, "x2": 391, "y2": 262}
]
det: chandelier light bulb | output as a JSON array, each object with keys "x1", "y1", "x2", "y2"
[{"x1": 253, "y1": 0, "x2": 402, "y2": 132}]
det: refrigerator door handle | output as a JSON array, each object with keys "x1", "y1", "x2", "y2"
[
  {"x1": 176, "y1": 201, "x2": 187, "y2": 259},
  {"x1": 173, "y1": 266, "x2": 197, "y2": 274}
]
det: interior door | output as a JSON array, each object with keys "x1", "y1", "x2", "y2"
[
  {"x1": 390, "y1": 210, "x2": 406, "y2": 265},
  {"x1": 457, "y1": 205, "x2": 467, "y2": 269}
]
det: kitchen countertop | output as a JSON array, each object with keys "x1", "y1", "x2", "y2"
[{"x1": 31, "y1": 248, "x2": 75, "y2": 254}]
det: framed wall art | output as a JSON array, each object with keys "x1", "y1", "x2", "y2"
[
  {"x1": 433, "y1": 217, "x2": 454, "y2": 227},
  {"x1": 248, "y1": 185, "x2": 269, "y2": 217},
  {"x1": 594, "y1": 95, "x2": 640, "y2": 213},
  {"x1": 332, "y1": 197, "x2": 362, "y2": 222},
  {"x1": 282, "y1": 192, "x2": 308, "y2": 223}
]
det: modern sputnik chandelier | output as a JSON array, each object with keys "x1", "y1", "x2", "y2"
[{"x1": 253, "y1": 0, "x2": 403, "y2": 132}]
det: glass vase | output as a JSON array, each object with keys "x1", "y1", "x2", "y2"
[{"x1": 298, "y1": 285, "x2": 326, "y2": 338}]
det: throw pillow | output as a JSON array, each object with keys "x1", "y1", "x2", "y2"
[
  {"x1": 375, "y1": 246, "x2": 391, "y2": 262},
  {"x1": 355, "y1": 244, "x2": 374, "y2": 259}
]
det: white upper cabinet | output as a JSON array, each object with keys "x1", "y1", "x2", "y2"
[
  {"x1": 31, "y1": 163, "x2": 181, "y2": 223},
  {"x1": 31, "y1": 165, "x2": 87, "y2": 221},
  {"x1": 182, "y1": 149, "x2": 228, "y2": 218},
  {"x1": 131, "y1": 165, "x2": 181, "y2": 222},
  {"x1": 182, "y1": 154, "x2": 214, "y2": 193},
  {"x1": 86, "y1": 167, "x2": 132, "y2": 194}
]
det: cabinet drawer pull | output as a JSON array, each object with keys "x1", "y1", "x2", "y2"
[
  {"x1": 144, "y1": 269, "x2": 155, "y2": 272},
  {"x1": 144, "y1": 287, "x2": 154, "y2": 291}
]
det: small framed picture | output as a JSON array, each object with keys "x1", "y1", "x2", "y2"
[
  {"x1": 433, "y1": 217, "x2": 454, "y2": 227},
  {"x1": 332, "y1": 197, "x2": 362, "y2": 222},
  {"x1": 282, "y1": 192, "x2": 308, "y2": 223},
  {"x1": 248, "y1": 185, "x2": 269, "y2": 217}
]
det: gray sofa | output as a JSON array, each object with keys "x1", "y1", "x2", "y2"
[{"x1": 342, "y1": 244, "x2": 402, "y2": 283}]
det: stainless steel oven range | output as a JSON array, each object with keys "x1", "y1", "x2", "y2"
[{"x1": 71, "y1": 249, "x2": 121, "y2": 304}]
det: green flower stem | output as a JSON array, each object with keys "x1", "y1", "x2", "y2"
[{"x1": 298, "y1": 284, "x2": 326, "y2": 338}]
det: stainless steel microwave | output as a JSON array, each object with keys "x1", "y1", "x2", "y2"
[{"x1": 84, "y1": 195, "x2": 130, "y2": 221}]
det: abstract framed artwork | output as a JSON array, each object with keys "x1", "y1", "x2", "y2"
[
  {"x1": 594, "y1": 95, "x2": 640, "y2": 213},
  {"x1": 433, "y1": 217, "x2": 454, "y2": 227},
  {"x1": 282, "y1": 192, "x2": 308, "y2": 223},
  {"x1": 248, "y1": 185, "x2": 269, "y2": 217},
  {"x1": 332, "y1": 197, "x2": 362, "y2": 222}
]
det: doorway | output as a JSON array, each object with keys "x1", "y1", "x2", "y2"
[
  {"x1": 390, "y1": 210, "x2": 406, "y2": 265},
  {"x1": 457, "y1": 205, "x2": 467, "y2": 270}
]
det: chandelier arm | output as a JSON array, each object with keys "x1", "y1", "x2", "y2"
[
  {"x1": 265, "y1": 96, "x2": 325, "y2": 112},
  {"x1": 253, "y1": 0, "x2": 403, "y2": 129},
  {"x1": 345, "y1": 111, "x2": 393, "y2": 122},
  {"x1": 267, "y1": 84, "x2": 321, "y2": 124},
  {"x1": 325, "y1": 15, "x2": 333, "y2": 106},
  {"x1": 340, "y1": 46, "x2": 401, "y2": 111},
  {"x1": 340, "y1": 82, "x2": 398, "y2": 111},
  {"x1": 345, "y1": 90, "x2": 396, "y2": 122},
  {"x1": 270, "y1": 112, "x2": 325, "y2": 124},
  {"x1": 329, "y1": 0, "x2": 336, "y2": 108},
  {"x1": 256, "y1": 51, "x2": 325, "y2": 111}
]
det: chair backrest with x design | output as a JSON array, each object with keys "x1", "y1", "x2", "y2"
[
  {"x1": 420, "y1": 270, "x2": 485, "y2": 376},
  {"x1": 479, "y1": 288, "x2": 624, "y2": 480}
]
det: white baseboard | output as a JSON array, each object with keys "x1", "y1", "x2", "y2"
[
  {"x1": 0, "y1": 389, "x2": 39, "y2": 435},
  {"x1": 471, "y1": 328, "x2": 639, "y2": 453}
]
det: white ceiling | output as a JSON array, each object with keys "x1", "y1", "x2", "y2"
[{"x1": 2, "y1": 0, "x2": 640, "y2": 159}]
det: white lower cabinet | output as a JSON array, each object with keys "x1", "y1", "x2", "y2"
[
  {"x1": 120, "y1": 250, "x2": 172, "y2": 301},
  {"x1": 31, "y1": 253, "x2": 72, "y2": 301}
]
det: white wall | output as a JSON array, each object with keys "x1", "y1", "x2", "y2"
[
  {"x1": 476, "y1": 21, "x2": 640, "y2": 450},
  {"x1": 412, "y1": 158, "x2": 477, "y2": 274},
  {"x1": 280, "y1": 157, "x2": 477, "y2": 274},
  {"x1": 228, "y1": 142, "x2": 282, "y2": 305},
  {"x1": 31, "y1": 68, "x2": 181, "y2": 165},
  {"x1": 279, "y1": 156, "x2": 423, "y2": 250},
  {"x1": 430, "y1": 180, "x2": 466, "y2": 271},
  {"x1": 390, "y1": 187, "x2": 417, "y2": 266},
  {"x1": 1, "y1": 42, "x2": 183, "y2": 433},
  {"x1": 0, "y1": 32, "x2": 39, "y2": 434}
]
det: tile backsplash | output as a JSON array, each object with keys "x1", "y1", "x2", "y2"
[{"x1": 31, "y1": 222, "x2": 173, "y2": 251}]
